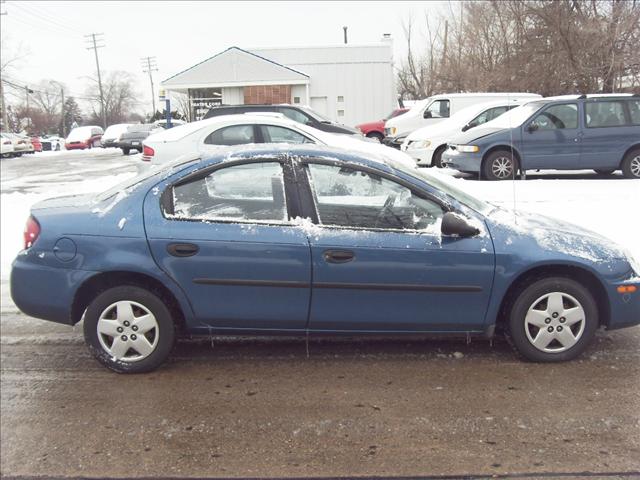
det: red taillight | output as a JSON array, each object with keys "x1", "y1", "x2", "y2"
[
  {"x1": 24, "y1": 216, "x2": 40, "y2": 249},
  {"x1": 142, "y1": 145, "x2": 154, "y2": 161}
]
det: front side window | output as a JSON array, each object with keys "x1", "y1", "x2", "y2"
[
  {"x1": 585, "y1": 101, "x2": 628, "y2": 128},
  {"x1": 306, "y1": 163, "x2": 443, "y2": 231},
  {"x1": 204, "y1": 125, "x2": 256, "y2": 146},
  {"x1": 468, "y1": 106, "x2": 510, "y2": 129},
  {"x1": 172, "y1": 162, "x2": 287, "y2": 223},
  {"x1": 260, "y1": 125, "x2": 313, "y2": 144},
  {"x1": 280, "y1": 108, "x2": 312, "y2": 125},
  {"x1": 425, "y1": 100, "x2": 450, "y2": 119},
  {"x1": 531, "y1": 104, "x2": 578, "y2": 130}
]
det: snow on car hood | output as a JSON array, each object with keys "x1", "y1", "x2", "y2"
[
  {"x1": 449, "y1": 126, "x2": 506, "y2": 145},
  {"x1": 487, "y1": 207, "x2": 626, "y2": 262}
]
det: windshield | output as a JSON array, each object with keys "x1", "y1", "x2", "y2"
[
  {"x1": 299, "y1": 106, "x2": 333, "y2": 123},
  {"x1": 482, "y1": 101, "x2": 546, "y2": 129},
  {"x1": 94, "y1": 155, "x2": 199, "y2": 202}
]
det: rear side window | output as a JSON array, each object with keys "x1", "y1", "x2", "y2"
[
  {"x1": 171, "y1": 162, "x2": 288, "y2": 223},
  {"x1": 204, "y1": 125, "x2": 256, "y2": 146},
  {"x1": 629, "y1": 100, "x2": 640, "y2": 125},
  {"x1": 531, "y1": 104, "x2": 578, "y2": 130},
  {"x1": 585, "y1": 101, "x2": 628, "y2": 128},
  {"x1": 468, "y1": 106, "x2": 510, "y2": 129}
]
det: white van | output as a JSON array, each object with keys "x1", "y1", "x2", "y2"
[
  {"x1": 384, "y1": 92, "x2": 541, "y2": 147},
  {"x1": 401, "y1": 99, "x2": 532, "y2": 167}
]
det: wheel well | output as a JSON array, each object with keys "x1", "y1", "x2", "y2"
[
  {"x1": 71, "y1": 271, "x2": 186, "y2": 331},
  {"x1": 366, "y1": 131, "x2": 384, "y2": 139},
  {"x1": 620, "y1": 144, "x2": 640, "y2": 167},
  {"x1": 494, "y1": 265, "x2": 610, "y2": 331},
  {"x1": 482, "y1": 145, "x2": 523, "y2": 170}
]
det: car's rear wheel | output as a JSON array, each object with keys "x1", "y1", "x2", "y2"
[
  {"x1": 483, "y1": 150, "x2": 518, "y2": 180},
  {"x1": 621, "y1": 149, "x2": 640, "y2": 179},
  {"x1": 83, "y1": 286, "x2": 175, "y2": 373},
  {"x1": 366, "y1": 132, "x2": 384, "y2": 143},
  {"x1": 506, "y1": 277, "x2": 598, "y2": 362},
  {"x1": 122, "y1": 148, "x2": 130, "y2": 155},
  {"x1": 594, "y1": 168, "x2": 615, "y2": 175}
]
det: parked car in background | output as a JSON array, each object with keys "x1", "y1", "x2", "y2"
[
  {"x1": 65, "y1": 126, "x2": 104, "y2": 150},
  {"x1": 442, "y1": 94, "x2": 640, "y2": 180},
  {"x1": 118, "y1": 124, "x2": 163, "y2": 155},
  {"x1": 1, "y1": 133, "x2": 15, "y2": 157},
  {"x1": 10, "y1": 144, "x2": 640, "y2": 372},
  {"x1": 204, "y1": 104, "x2": 361, "y2": 136},
  {"x1": 401, "y1": 100, "x2": 526, "y2": 167},
  {"x1": 30, "y1": 137, "x2": 43, "y2": 153},
  {"x1": 41, "y1": 135, "x2": 64, "y2": 151},
  {"x1": 101, "y1": 124, "x2": 132, "y2": 148},
  {"x1": 4, "y1": 133, "x2": 33, "y2": 155},
  {"x1": 142, "y1": 114, "x2": 414, "y2": 167},
  {"x1": 356, "y1": 107, "x2": 409, "y2": 142},
  {"x1": 384, "y1": 93, "x2": 542, "y2": 149}
]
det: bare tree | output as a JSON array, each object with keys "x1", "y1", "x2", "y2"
[{"x1": 85, "y1": 71, "x2": 140, "y2": 125}]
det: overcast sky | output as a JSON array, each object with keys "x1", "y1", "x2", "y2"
[{"x1": 1, "y1": 0, "x2": 446, "y2": 114}]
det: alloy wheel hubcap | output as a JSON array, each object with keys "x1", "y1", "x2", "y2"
[
  {"x1": 492, "y1": 157, "x2": 513, "y2": 179},
  {"x1": 631, "y1": 155, "x2": 640, "y2": 177},
  {"x1": 97, "y1": 301, "x2": 159, "y2": 362},
  {"x1": 524, "y1": 292, "x2": 585, "y2": 353}
]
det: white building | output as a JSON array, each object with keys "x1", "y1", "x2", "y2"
[{"x1": 161, "y1": 41, "x2": 397, "y2": 127}]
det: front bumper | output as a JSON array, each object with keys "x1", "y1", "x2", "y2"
[
  {"x1": 65, "y1": 142, "x2": 88, "y2": 150},
  {"x1": 102, "y1": 139, "x2": 119, "y2": 148},
  {"x1": 441, "y1": 148, "x2": 483, "y2": 173},
  {"x1": 382, "y1": 136, "x2": 404, "y2": 150},
  {"x1": 606, "y1": 277, "x2": 640, "y2": 330},
  {"x1": 404, "y1": 145, "x2": 435, "y2": 166}
]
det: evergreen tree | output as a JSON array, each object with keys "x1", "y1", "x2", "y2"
[{"x1": 62, "y1": 97, "x2": 83, "y2": 135}]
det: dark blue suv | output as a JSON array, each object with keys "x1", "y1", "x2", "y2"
[{"x1": 442, "y1": 95, "x2": 640, "y2": 180}]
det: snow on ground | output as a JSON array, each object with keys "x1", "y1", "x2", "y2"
[{"x1": 1, "y1": 151, "x2": 639, "y2": 281}]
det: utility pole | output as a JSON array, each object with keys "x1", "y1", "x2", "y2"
[
  {"x1": 50, "y1": 80, "x2": 65, "y2": 136},
  {"x1": 25, "y1": 85, "x2": 34, "y2": 132},
  {"x1": 343, "y1": 26, "x2": 348, "y2": 44},
  {"x1": 85, "y1": 33, "x2": 106, "y2": 128},
  {"x1": 141, "y1": 56, "x2": 158, "y2": 116}
]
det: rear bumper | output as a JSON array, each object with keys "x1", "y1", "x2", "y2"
[
  {"x1": 118, "y1": 140, "x2": 143, "y2": 150},
  {"x1": 441, "y1": 148, "x2": 483, "y2": 173},
  {"x1": 10, "y1": 258, "x2": 95, "y2": 325}
]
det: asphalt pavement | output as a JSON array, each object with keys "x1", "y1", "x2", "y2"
[{"x1": 1, "y1": 151, "x2": 639, "y2": 479}]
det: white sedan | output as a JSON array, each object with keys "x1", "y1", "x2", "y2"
[
  {"x1": 402, "y1": 100, "x2": 530, "y2": 167},
  {"x1": 142, "y1": 114, "x2": 415, "y2": 168}
]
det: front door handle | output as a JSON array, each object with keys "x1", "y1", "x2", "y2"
[
  {"x1": 167, "y1": 243, "x2": 199, "y2": 257},
  {"x1": 323, "y1": 249, "x2": 355, "y2": 264}
]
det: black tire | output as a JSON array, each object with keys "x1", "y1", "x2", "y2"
[
  {"x1": 366, "y1": 132, "x2": 384, "y2": 143},
  {"x1": 506, "y1": 277, "x2": 598, "y2": 362},
  {"x1": 594, "y1": 168, "x2": 615, "y2": 175},
  {"x1": 83, "y1": 286, "x2": 175, "y2": 373},
  {"x1": 482, "y1": 150, "x2": 519, "y2": 181},
  {"x1": 122, "y1": 148, "x2": 130, "y2": 155},
  {"x1": 621, "y1": 149, "x2": 640, "y2": 179},
  {"x1": 432, "y1": 146, "x2": 446, "y2": 168}
]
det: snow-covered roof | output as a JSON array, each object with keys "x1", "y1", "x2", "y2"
[{"x1": 162, "y1": 47, "x2": 309, "y2": 90}]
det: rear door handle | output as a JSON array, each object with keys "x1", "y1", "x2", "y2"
[
  {"x1": 323, "y1": 249, "x2": 355, "y2": 264},
  {"x1": 167, "y1": 243, "x2": 199, "y2": 257}
]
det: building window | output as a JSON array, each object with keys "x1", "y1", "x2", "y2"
[
  {"x1": 293, "y1": 96, "x2": 301, "y2": 104},
  {"x1": 337, "y1": 96, "x2": 344, "y2": 102},
  {"x1": 337, "y1": 110, "x2": 345, "y2": 116}
]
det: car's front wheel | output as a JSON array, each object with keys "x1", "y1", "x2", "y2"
[
  {"x1": 366, "y1": 132, "x2": 384, "y2": 143},
  {"x1": 83, "y1": 286, "x2": 175, "y2": 373},
  {"x1": 483, "y1": 150, "x2": 518, "y2": 180},
  {"x1": 507, "y1": 277, "x2": 598, "y2": 362},
  {"x1": 621, "y1": 149, "x2": 640, "y2": 179}
]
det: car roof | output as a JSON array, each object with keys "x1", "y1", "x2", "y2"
[{"x1": 197, "y1": 143, "x2": 396, "y2": 173}]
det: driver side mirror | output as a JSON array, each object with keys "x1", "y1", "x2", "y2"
[
  {"x1": 423, "y1": 110, "x2": 433, "y2": 119},
  {"x1": 441, "y1": 212, "x2": 480, "y2": 238},
  {"x1": 526, "y1": 123, "x2": 539, "y2": 133}
]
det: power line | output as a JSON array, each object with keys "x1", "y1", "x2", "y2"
[
  {"x1": 141, "y1": 56, "x2": 158, "y2": 114},
  {"x1": 85, "y1": 33, "x2": 106, "y2": 128}
]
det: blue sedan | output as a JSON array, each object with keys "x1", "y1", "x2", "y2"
[{"x1": 10, "y1": 145, "x2": 640, "y2": 372}]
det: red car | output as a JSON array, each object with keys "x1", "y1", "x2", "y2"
[
  {"x1": 30, "y1": 137, "x2": 42, "y2": 152},
  {"x1": 356, "y1": 108, "x2": 409, "y2": 142},
  {"x1": 65, "y1": 126, "x2": 104, "y2": 150}
]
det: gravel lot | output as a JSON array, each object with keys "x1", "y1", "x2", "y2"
[{"x1": 1, "y1": 150, "x2": 639, "y2": 479}]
